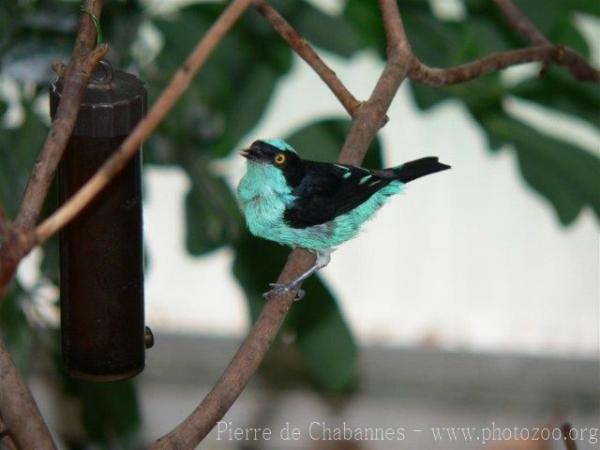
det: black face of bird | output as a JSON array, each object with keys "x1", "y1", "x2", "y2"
[
  {"x1": 241, "y1": 140, "x2": 306, "y2": 187},
  {"x1": 239, "y1": 141, "x2": 271, "y2": 163}
]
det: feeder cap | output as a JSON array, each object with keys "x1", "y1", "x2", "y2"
[{"x1": 50, "y1": 59, "x2": 146, "y2": 138}]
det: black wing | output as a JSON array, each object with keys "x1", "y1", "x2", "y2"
[{"x1": 283, "y1": 161, "x2": 392, "y2": 228}]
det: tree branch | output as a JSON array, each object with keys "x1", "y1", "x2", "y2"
[
  {"x1": 407, "y1": 0, "x2": 600, "y2": 85},
  {"x1": 492, "y1": 0, "x2": 599, "y2": 82},
  {"x1": 0, "y1": 340, "x2": 56, "y2": 450},
  {"x1": 0, "y1": 0, "x2": 106, "y2": 298},
  {"x1": 0, "y1": 2, "x2": 106, "y2": 448},
  {"x1": 14, "y1": 0, "x2": 106, "y2": 230},
  {"x1": 493, "y1": 0, "x2": 549, "y2": 46},
  {"x1": 253, "y1": 0, "x2": 361, "y2": 117},
  {"x1": 151, "y1": 1, "x2": 414, "y2": 448},
  {"x1": 339, "y1": 0, "x2": 412, "y2": 162},
  {"x1": 0, "y1": 416, "x2": 18, "y2": 450},
  {"x1": 380, "y1": 0, "x2": 411, "y2": 57},
  {"x1": 0, "y1": 228, "x2": 35, "y2": 300},
  {"x1": 34, "y1": 0, "x2": 254, "y2": 245},
  {"x1": 410, "y1": 44, "x2": 600, "y2": 85}
]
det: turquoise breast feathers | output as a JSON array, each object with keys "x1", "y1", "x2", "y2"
[
  {"x1": 237, "y1": 139, "x2": 450, "y2": 297},
  {"x1": 237, "y1": 142, "x2": 406, "y2": 251}
]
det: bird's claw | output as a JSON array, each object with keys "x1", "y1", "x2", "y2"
[{"x1": 263, "y1": 283, "x2": 305, "y2": 301}]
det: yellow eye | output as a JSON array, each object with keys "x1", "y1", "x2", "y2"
[{"x1": 274, "y1": 153, "x2": 286, "y2": 165}]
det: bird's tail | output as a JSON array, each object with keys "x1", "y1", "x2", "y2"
[{"x1": 377, "y1": 157, "x2": 451, "y2": 183}]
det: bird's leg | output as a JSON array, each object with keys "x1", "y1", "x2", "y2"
[{"x1": 264, "y1": 249, "x2": 332, "y2": 301}]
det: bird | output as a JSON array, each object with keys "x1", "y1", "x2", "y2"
[{"x1": 237, "y1": 138, "x2": 450, "y2": 299}]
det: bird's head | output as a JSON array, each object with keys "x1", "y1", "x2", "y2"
[{"x1": 240, "y1": 139, "x2": 305, "y2": 186}]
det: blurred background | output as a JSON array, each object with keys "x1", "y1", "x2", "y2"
[{"x1": 0, "y1": 0, "x2": 598, "y2": 449}]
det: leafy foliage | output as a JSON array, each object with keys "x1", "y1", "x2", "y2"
[
  {"x1": 62, "y1": 377, "x2": 141, "y2": 447},
  {"x1": 286, "y1": 118, "x2": 384, "y2": 168},
  {"x1": 0, "y1": 283, "x2": 33, "y2": 372},
  {"x1": 0, "y1": 100, "x2": 48, "y2": 217},
  {"x1": 345, "y1": 0, "x2": 599, "y2": 224},
  {"x1": 0, "y1": 0, "x2": 598, "y2": 445},
  {"x1": 483, "y1": 114, "x2": 600, "y2": 223},
  {"x1": 183, "y1": 155, "x2": 243, "y2": 255}
]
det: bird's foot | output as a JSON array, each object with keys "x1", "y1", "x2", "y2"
[
  {"x1": 261, "y1": 248, "x2": 333, "y2": 302},
  {"x1": 263, "y1": 283, "x2": 305, "y2": 302}
]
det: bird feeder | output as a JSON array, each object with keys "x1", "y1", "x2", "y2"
[{"x1": 51, "y1": 60, "x2": 151, "y2": 382}]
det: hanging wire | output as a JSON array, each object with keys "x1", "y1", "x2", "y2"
[{"x1": 80, "y1": 6, "x2": 103, "y2": 47}]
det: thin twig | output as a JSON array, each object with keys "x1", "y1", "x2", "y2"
[
  {"x1": 51, "y1": 61, "x2": 67, "y2": 78},
  {"x1": 0, "y1": 0, "x2": 106, "y2": 297},
  {"x1": 253, "y1": 0, "x2": 362, "y2": 117},
  {"x1": 35, "y1": 0, "x2": 254, "y2": 245},
  {"x1": 339, "y1": 0, "x2": 412, "y2": 162},
  {"x1": 551, "y1": 46, "x2": 600, "y2": 81},
  {"x1": 0, "y1": 2, "x2": 106, "y2": 447},
  {"x1": 0, "y1": 227, "x2": 35, "y2": 299},
  {"x1": 14, "y1": 0, "x2": 106, "y2": 230},
  {"x1": 561, "y1": 423, "x2": 578, "y2": 450},
  {"x1": 492, "y1": 0, "x2": 599, "y2": 81},
  {"x1": 493, "y1": 0, "x2": 549, "y2": 46},
  {"x1": 410, "y1": 45, "x2": 600, "y2": 85},
  {"x1": 0, "y1": 340, "x2": 56, "y2": 450},
  {"x1": 380, "y1": 0, "x2": 411, "y2": 56},
  {"x1": 151, "y1": 1, "x2": 414, "y2": 448}
]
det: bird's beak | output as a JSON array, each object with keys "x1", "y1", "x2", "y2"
[{"x1": 240, "y1": 147, "x2": 265, "y2": 162}]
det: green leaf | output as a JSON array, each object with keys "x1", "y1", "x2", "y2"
[
  {"x1": 0, "y1": 99, "x2": 48, "y2": 216},
  {"x1": 512, "y1": 0, "x2": 563, "y2": 36},
  {"x1": 0, "y1": 283, "x2": 33, "y2": 372},
  {"x1": 1, "y1": 39, "x2": 71, "y2": 87},
  {"x1": 232, "y1": 232, "x2": 357, "y2": 391},
  {"x1": 343, "y1": 0, "x2": 386, "y2": 55},
  {"x1": 39, "y1": 179, "x2": 60, "y2": 284},
  {"x1": 101, "y1": 2, "x2": 144, "y2": 68},
  {"x1": 294, "y1": 2, "x2": 363, "y2": 57},
  {"x1": 232, "y1": 232, "x2": 288, "y2": 323},
  {"x1": 184, "y1": 156, "x2": 243, "y2": 255},
  {"x1": 571, "y1": 0, "x2": 600, "y2": 15},
  {"x1": 287, "y1": 276, "x2": 358, "y2": 391},
  {"x1": 216, "y1": 65, "x2": 280, "y2": 156},
  {"x1": 64, "y1": 378, "x2": 141, "y2": 446},
  {"x1": 285, "y1": 118, "x2": 384, "y2": 169},
  {"x1": 398, "y1": 1, "x2": 599, "y2": 230},
  {"x1": 404, "y1": 12, "x2": 464, "y2": 67},
  {"x1": 550, "y1": 16, "x2": 590, "y2": 58},
  {"x1": 18, "y1": 9, "x2": 78, "y2": 34},
  {"x1": 411, "y1": 74, "x2": 505, "y2": 116},
  {"x1": 483, "y1": 115, "x2": 600, "y2": 224},
  {"x1": 511, "y1": 67, "x2": 600, "y2": 128},
  {"x1": 40, "y1": 235, "x2": 60, "y2": 285},
  {"x1": 151, "y1": 2, "x2": 293, "y2": 158},
  {"x1": 403, "y1": 10, "x2": 510, "y2": 112}
]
